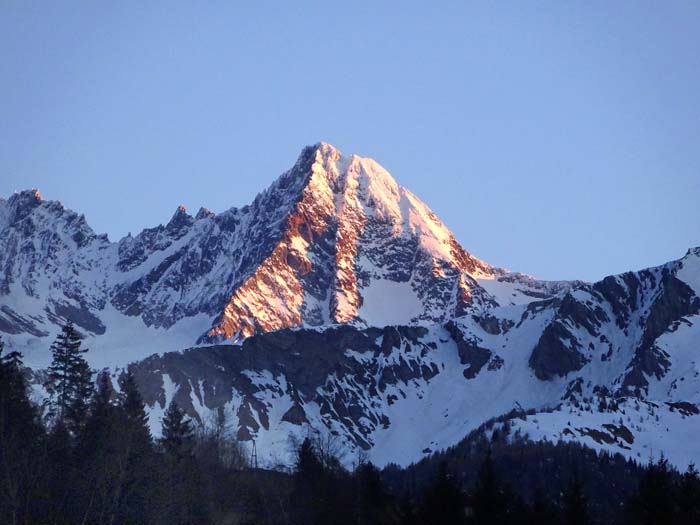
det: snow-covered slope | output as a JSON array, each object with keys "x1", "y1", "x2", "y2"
[
  {"x1": 1, "y1": 143, "x2": 570, "y2": 368},
  {"x1": 2, "y1": 143, "x2": 699, "y2": 471},
  {"x1": 118, "y1": 248, "x2": 700, "y2": 471}
]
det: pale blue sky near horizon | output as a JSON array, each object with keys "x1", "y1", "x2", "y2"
[{"x1": 1, "y1": 1, "x2": 698, "y2": 282}]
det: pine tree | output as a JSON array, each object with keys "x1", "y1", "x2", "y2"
[
  {"x1": 291, "y1": 438, "x2": 328, "y2": 525},
  {"x1": 563, "y1": 475, "x2": 589, "y2": 525},
  {"x1": 421, "y1": 461, "x2": 466, "y2": 525},
  {"x1": 473, "y1": 450, "x2": 506, "y2": 524},
  {"x1": 160, "y1": 400, "x2": 195, "y2": 459},
  {"x1": 44, "y1": 322, "x2": 93, "y2": 434},
  {"x1": 0, "y1": 336, "x2": 47, "y2": 524},
  {"x1": 677, "y1": 463, "x2": 700, "y2": 525},
  {"x1": 120, "y1": 371, "x2": 151, "y2": 442},
  {"x1": 73, "y1": 371, "x2": 120, "y2": 523},
  {"x1": 109, "y1": 371, "x2": 156, "y2": 524},
  {"x1": 626, "y1": 457, "x2": 675, "y2": 525},
  {"x1": 296, "y1": 437, "x2": 324, "y2": 479},
  {"x1": 159, "y1": 400, "x2": 207, "y2": 524},
  {"x1": 356, "y1": 461, "x2": 393, "y2": 524}
]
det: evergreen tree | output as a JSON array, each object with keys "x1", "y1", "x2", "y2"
[
  {"x1": 356, "y1": 461, "x2": 394, "y2": 524},
  {"x1": 43, "y1": 321, "x2": 93, "y2": 434},
  {"x1": 291, "y1": 438, "x2": 330, "y2": 525},
  {"x1": 159, "y1": 400, "x2": 208, "y2": 524},
  {"x1": 677, "y1": 463, "x2": 700, "y2": 525},
  {"x1": 73, "y1": 371, "x2": 121, "y2": 523},
  {"x1": 625, "y1": 457, "x2": 675, "y2": 525},
  {"x1": 160, "y1": 400, "x2": 195, "y2": 459},
  {"x1": 563, "y1": 475, "x2": 588, "y2": 525},
  {"x1": 109, "y1": 371, "x2": 156, "y2": 523},
  {"x1": 529, "y1": 487, "x2": 556, "y2": 525},
  {"x1": 121, "y1": 371, "x2": 151, "y2": 441},
  {"x1": 473, "y1": 450, "x2": 507, "y2": 524},
  {"x1": 0, "y1": 336, "x2": 47, "y2": 524},
  {"x1": 421, "y1": 462, "x2": 466, "y2": 525},
  {"x1": 296, "y1": 437, "x2": 324, "y2": 479}
]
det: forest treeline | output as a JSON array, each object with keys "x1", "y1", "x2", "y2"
[{"x1": 1, "y1": 323, "x2": 699, "y2": 524}]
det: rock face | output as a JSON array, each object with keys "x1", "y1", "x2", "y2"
[
  {"x1": 0, "y1": 143, "x2": 569, "y2": 368},
  {"x1": 2, "y1": 144, "x2": 700, "y2": 470},
  {"x1": 203, "y1": 143, "x2": 499, "y2": 342},
  {"x1": 124, "y1": 244, "x2": 700, "y2": 468},
  {"x1": 128, "y1": 325, "x2": 441, "y2": 448}
]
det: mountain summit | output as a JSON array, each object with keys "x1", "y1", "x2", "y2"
[
  {"x1": 0, "y1": 143, "x2": 566, "y2": 367},
  {"x1": 206, "y1": 142, "x2": 498, "y2": 342},
  {"x1": 2, "y1": 143, "x2": 699, "y2": 469}
]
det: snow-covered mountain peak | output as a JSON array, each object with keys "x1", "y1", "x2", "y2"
[
  {"x1": 201, "y1": 143, "x2": 505, "y2": 341},
  {"x1": 165, "y1": 204, "x2": 194, "y2": 236},
  {"x1": 1, "y1": 143, "x2": 573, "y2": 364},
  {"x1": 6, "y1": 188, "x2": 45, "y2": 224},
  {"x1": 301, "y1": 143, "x2": 493, "y2": 272},
  {"x1": 676, "y1": 245, "x2": 700, "y2": 295},
  {"x1": 3, "y1": 145, "x2": 700, "y2": 472},
  {"x1": 195, "y1": 207, "x2": 215, "y2": 220},
  {"x1": 314, "y1": 140, "x2": 343, "y2": 160},
  {"x1": 2, "y1": 189, "x2": 99, "y2": 247},
  {"x1": 683, "y1": 245, "x2": 700, "y2": 260}
]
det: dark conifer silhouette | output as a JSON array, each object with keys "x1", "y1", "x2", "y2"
[
  {"x1": 159, "y1": 399, "x2": 208, "y2": 524},
  {"x1": 473, "y1": 450, "x2": 508, "y2": 524},
  {"x1": 121, "y1": 371, "x2": 151, "y2": 440},
  {"x1": 357, "y1": 461, "x2": 394, "y2": 524},
  {"x1": 625, "y1": 456, "x2": 676, "y2": 525},
  {"x1": 160, "y1": 400, "x2": 195, "y2": 459},
  {"x1": 563, "y1": 475, "x2": 589, "y2": 525},
  {"x1": 44, "y1": 321, "x2": 93, "y2": 434},
  {"x1": 0, "y1": 336, "x2": 46, "y2": 524},
  {"x1": 420, "y1": 461, "x2": 466, "y2": 525},
  {"x1": 529, "y1": 487, "x2": 556, "y2": 525},
  {"x1": 677, "y1": 463, "x2": 700, "y2": 525}
]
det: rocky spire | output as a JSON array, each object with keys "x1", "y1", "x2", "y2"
[
  {"x1": 165, "y1": 204, "x2": 193, "y2": 236},
  {"x1": 7, "y1": 189, "x2": 44, "y2": 223}
]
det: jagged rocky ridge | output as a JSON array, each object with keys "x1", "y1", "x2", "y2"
[
  {"x1": 0, "y1": 143, "x2": 568, "y2": 368},
  {"x1": 120, "y1": 247, "x2": 700, "y2": 468},
  {"x1": 2, "y1": 143, "x2": 699, "y2": 469}
]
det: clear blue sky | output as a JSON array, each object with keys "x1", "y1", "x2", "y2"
[{"x1": 2, "y1": 1, "x2": 698, "y2": 281}]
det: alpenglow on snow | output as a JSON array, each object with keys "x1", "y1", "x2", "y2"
[{"x1": 2, "y1": 143, "x2": 699, "y2": 469}]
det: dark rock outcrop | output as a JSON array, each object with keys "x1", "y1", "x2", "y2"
[
  {"x1": 621, "y1": 274, "x2": 700, "y2": 395},
  {"x1": 529, "y1": 321, "x2": 588, "y2": 381},
  {"x1": 445, "y1": 321, "x2": 492, "y2": 379}
]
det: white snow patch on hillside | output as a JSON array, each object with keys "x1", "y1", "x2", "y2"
[
  {"x1": 649, "y1": 313, "x2": 700, "y2": 402},
  {"x1": 359, "y1": 279, "x2": 423, "y2": 327},
  {"x1": 368, "y1": 320, "x2": 564, "y2": 467},
  {"x1": 477, "y1": 277, "x2": 542, "y2": 306},
  {"x1": 677, "y1": 251, "x2": 700, "y2": 295},
  {"x1": 146, "y1": 373, "x2": 178, "y2": 436},
  {"x1": 510, "y1": 401, "x2": 700, "y2": 471},
  {"x1": 18, "y1": 306, "x2": 213, "y2": 370}
]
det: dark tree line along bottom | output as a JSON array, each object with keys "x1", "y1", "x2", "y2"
[{"x1": 1, "y1": 325, "x2": 699, "y2": 524}]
